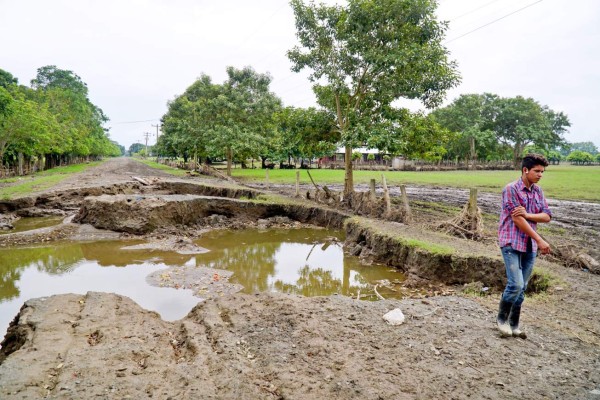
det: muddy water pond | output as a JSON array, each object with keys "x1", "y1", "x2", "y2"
[
  {"x1": 0, "y1": 228, "x2": 404, "y2": 339},
  {"x1": 0, "y1": 216, "x2": 63, "y2": 234}
]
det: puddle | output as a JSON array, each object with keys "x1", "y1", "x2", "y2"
[
  {"x1": 0, "y1": 228, "x2": 405, "y2": 340},
  {"x1": 0, "y1": 216, "x2": 63, "y2": 235},
  {"x1": 193, "y1": 228, "x2": 404, "y2": 298}
]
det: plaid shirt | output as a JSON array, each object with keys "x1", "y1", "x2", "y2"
[{"x1": 498, "y1": 178, "x2": 552, "y2": 253}]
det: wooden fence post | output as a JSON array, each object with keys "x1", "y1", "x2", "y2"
[
  {"x1": 381, "y1": 174, "x2": 391, "y2": 215},
  {"x1": 295, "y1": 170, "x2": 300, "y2": 197},
  {"x1": 469, "y1": 188, "x2": 478, "y2": 230},
  {"x1": 369, "y1": 179, "x2": 377, "y2": 201},
  {"x1": 400, "y1": 184, "x2": 412, "y2": 223}
]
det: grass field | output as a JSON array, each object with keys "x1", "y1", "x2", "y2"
[
  {"x1": 0, "y1": 162, "x2": 103, "y2": 200},
  {"x1": 230, "y1": 164, "x2": 600, "y2": 202}
]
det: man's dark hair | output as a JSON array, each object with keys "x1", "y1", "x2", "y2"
[{"x1": 522, "y1": 153, "x2": 549, "y2": 170}]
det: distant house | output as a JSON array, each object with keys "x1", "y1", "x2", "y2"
[{"x1": 319, "y1": 146, "x2": 389, "y2": 167}]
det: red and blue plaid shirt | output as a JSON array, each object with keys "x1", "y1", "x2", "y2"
[{"x1": 498, "y1": 178, "x2": 552, "y2": 253}]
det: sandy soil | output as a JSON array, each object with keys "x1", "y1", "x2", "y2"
[{"x1": 1, "y1": 158, "x2": 600, "y2": 399}]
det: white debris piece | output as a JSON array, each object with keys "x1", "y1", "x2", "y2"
[{"x1": 383, "y1": 308, "x2": 405, "y2": 325}]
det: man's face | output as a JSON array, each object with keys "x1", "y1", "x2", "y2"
[{"x1": 523, "y1": 165, "x2": 545, "y2": 184}]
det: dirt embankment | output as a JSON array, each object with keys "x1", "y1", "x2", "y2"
[
  {"x1": 1, "y1": 289, "x2": 599, "y2": 400},
  {"x1": 1, "y1": 158, "x2": 600, "y2": 399}
]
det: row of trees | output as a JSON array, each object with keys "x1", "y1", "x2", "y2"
[
  {"x1": 158, "y1": 0, "x2": 584, "y2": 195},
  {"x1": 431, "y1": 93, "x2": 571, "y2": 168},
  {"x1": 159, "y1": 0, "x2": 462, "y2": 194},
  {"x1": 0, "y1": 66, "x2": 121, "y2": 175}
]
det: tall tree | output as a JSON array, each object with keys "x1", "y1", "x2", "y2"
[
  {"x1": 0, "y1": 69, "x2": 19, "y2": 88},
  {"x1": 209, "y1": 67, "x2": 281, "y2": 176},
  {"x1": 288, "y1": 0, "x2": 460, "y2": 194},
  {"x1": 494, "y1": 96, "x2": 569, "y2": 168},
  {"x1": 30, "y1": 65, "x2": 88, "y2": 97},
  {"x1": 432, "y1": 93, "x2": 500, "y2": 164}
]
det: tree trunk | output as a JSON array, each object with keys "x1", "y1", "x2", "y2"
[
  {"x1": 17, "y1": 152, "x2": 24, "y2": 176},
  {"x1": 226, "y1": 147, "x2": 232, "y2": 177},
  {"x1": 513, "y1": 142, "x2": 525, "y2": 169},
  {"x1": 344, "y1": 145, "x2": 353, "y2": 194},
  {"x1": 469, "y1": 136, "x2": 476, "y2": 169}
]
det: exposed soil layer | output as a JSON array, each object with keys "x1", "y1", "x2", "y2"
[
  {"x1": 1, "y1": 158, "x2": 600, "y2": 399},
  {"x1": 1, "y1": 288, "x2": 599, "y2": 399}
]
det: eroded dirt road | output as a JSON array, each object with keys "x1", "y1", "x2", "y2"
[{"x1": 1, "y1": 158, "x2": 599, "y2": 399}]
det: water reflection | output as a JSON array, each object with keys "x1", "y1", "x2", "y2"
[
  {"x1": 0, "y1": 228, "x2": 405, "y2": 341},
  {"x1": 194, "y1": 229, "x2": 403, "y2": 297},
  {"x1": 0, "y1": 216, "x2": 63, "y2": 235}
]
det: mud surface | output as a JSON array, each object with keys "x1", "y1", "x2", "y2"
[{"x1": 1, "y1": 158, "x2": 600, "y2": 399}]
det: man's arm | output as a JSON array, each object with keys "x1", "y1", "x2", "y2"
[
  {"x1": 511, "y1": 214, "x2": 551, "y2": 254},
  {"x1": 511, "y1": 206, "x2": 551, "y2": 223}
]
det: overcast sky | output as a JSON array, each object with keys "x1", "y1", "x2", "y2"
[{"x1": 1, "y1": 0, "x2": 598, "y2": 150}]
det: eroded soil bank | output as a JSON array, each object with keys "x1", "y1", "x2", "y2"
[{"x1": 1, "y1": 158, "x2": 600, "y2": 399}]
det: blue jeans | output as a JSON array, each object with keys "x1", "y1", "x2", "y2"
[{"x1": 500, "y1": 245, "x2": 536, "y2": 306}]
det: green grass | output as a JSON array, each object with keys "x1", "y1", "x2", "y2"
[
  {"x1": 0, "y1": 162, "x2": 103, "y2": 200},
  {"x1": 402, "y1": 238, "x2": 455, "y2": 255},
  {"x1": 133, "y1": 158, "x2": 188, "y2": 176},
  {"x1": 231, "y1": 164, "x2": 600, "y2": 202}
]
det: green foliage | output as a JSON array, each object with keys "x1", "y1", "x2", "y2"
[
  {"x1": 160, "y1": 67, "x2": 282, "y2": 174},
  {"x1": 0, "y1": 69, "x2": 18, "y2": 88},
  {"x1": 128, "y1": 143, "x2": 145, "y2": 156},
  {"x1": 0, "y1": 66, "x2": 117, "y2": 173},
  {"x1": 352, "y1": 151, "x2": 362, "y2": 161},
  {"x1": 433, "y1": 93, "x2": 570, "y2": 167},
  {"x1": 288, "y1": 0, "x2": 460, "y2": 192},
  {"x1": 566, "y1": 150, "x2": 594, "y2": 165},
  {"x1": 274, "y1": 106, "x2": 337, "y2": 164}
]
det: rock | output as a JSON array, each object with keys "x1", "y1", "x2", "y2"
[
  {"x1": 577, "y1": 253, "x2": 600, "y2": 274},
  {"x1": 383, "y1": 308, "x2": 405, "y2": 325}
]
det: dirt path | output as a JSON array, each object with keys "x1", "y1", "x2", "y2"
[{"x1": 1, "y1": 159, "x2": 600, "y2": 399}]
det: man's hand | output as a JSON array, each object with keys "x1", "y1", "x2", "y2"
[
  {"x1": 537, "y1": 239, "x2": 551, "y2": 254},
  {"x1": 511, "y1": 206, "x2": 528, "y2": 219}
]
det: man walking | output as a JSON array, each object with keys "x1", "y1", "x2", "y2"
[{"x1": 497, "y1": 154, "x2": 552, "y2": 338}]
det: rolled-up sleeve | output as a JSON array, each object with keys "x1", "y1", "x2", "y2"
[{"x1": 502, "y1": 185, "x2": 521, "y2": 213}]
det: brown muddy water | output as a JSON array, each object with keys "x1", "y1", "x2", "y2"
[
  {"x1": 0, "y1": 216, "x2": 63, "y2": 234},
  {"x1": 0, "y1": 227, "x2": 405, "y2": 339}
]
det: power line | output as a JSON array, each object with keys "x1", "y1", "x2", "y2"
[
  {"x1": 448, "y1": 0, "x2": 503, "y2": 22},
  {"x1": 444, "y1": 0, "x2": 544, "y2": 44}
]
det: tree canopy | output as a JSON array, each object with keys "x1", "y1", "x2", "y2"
[
  {"x1": 288, "y1": 0, "x2": 460, "y2": 193},
  {"x1": 0, "y1": 66, "x2": 120, "y2": 173},
  {"x1": 433, "y1": 93, "x2": 570, "y2": 168}
]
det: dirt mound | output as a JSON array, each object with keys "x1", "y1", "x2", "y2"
[{"x1": 1, "y1": 291, "x2": 599, "y2": 399}]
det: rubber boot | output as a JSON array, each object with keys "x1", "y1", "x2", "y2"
[
  {"x1": 509, "y1": 304, "x2": 527, "y2": 339},
  {"x1": 497, "y1": 299, "x2": 513, "y2": 337}
]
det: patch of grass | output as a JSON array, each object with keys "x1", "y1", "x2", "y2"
[
  {"x1": 527, "y1": 267, "x2": 561, "y2": 295},
  {"x1": 0, "y1": 161, "x2": 103, "y2": 200},
  {"x1": 402, "y1": 238, "x2": 454, "y2": 255},
  {"x1": 132, "y1": 158, "x2": 188, "y2": 176},
  {"x1": 231, "y1": 164, "x2": 600, "y2": 202}
]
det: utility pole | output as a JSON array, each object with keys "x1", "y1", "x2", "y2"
[
  {"x1": 151, "y1": 123, "x2": 161, "y2": 162},
  {"x1": 151, "y1": 123, "x2": 160, "y2": 140},
  {"x1": 143, "y1": 132, "x2": 151, "y2": 158}
]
